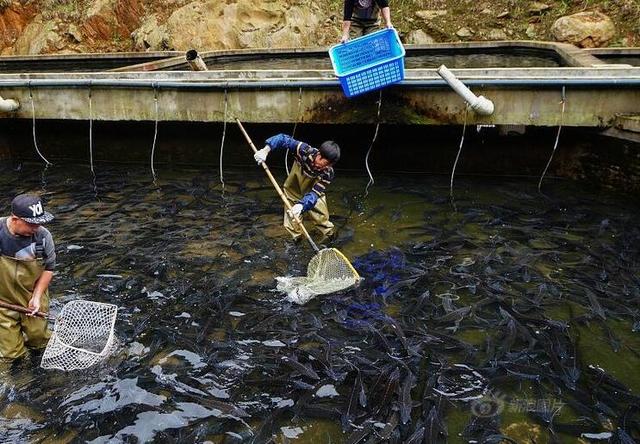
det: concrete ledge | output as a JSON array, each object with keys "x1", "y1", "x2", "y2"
[
  {"x1": 0, "y1": 50, "x2": 638, "y2": 127},
  {"x1": 615, "y1": 114, "x2": 640, "y2": 133},
  {"x1": 111, "y1": 41, "x2": 602, "y2": 73}
]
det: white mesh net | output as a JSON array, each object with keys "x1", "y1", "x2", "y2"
[
  {"x1": 40, "y1": 300, "x2": 118, "y2": 371},
  {"x1": 277, "y1": 248, "x2": 360, "y2": 304}
]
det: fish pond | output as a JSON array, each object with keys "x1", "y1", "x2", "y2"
[{"x1": 0, "y1": 161, "x2": 638, "y2": 443}]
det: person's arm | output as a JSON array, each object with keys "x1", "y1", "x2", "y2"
[
  {"x1": 29, "y1": 229, "x2": 56, "y2": 315},
  {"x1": 298, "y1": 171, "x2": 333, "y2": 213},
  {"x1": 255, "y1": 134, "x2": 303, "y2": 164},
  {"x1": 341, "y1": 21, "x2": 352, "y2": 43},
  {"x1": 265, "y1": 134, "x2": 303, "y2": 153},
  {"x1": 341, "y1": 0, "x2": 356, "y2": 42},
  {"x1": 29, "y1": 270, "x2": 52, "y2": 315},
  {"x1": 374, "y1": 0, "x2": 392, "y2": 28},
  {"x1": 380, "y1": 6, "x2": 392, "y2": 28}
]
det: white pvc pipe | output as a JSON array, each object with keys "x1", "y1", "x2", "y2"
[
  {"x1": 0, "y1": 95, "x2": 20, "y2": 112},
  {"x1": 437, "y1": 65, "x2": 494, "y2": 116}
]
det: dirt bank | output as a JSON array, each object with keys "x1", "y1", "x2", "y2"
[{"x1": 0, "y1": 0, "x2": 638, "y2": 55}]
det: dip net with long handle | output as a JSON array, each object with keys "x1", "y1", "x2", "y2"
[
  {"x1": 40, "y1": 300, "x2": 118, "y2": 371},
  {"x1": 235, "y1": 119, "x2": 361, "y2": 304},
  {"x1": 276, "y1": 247, "x2": 361, "y2": 305}
]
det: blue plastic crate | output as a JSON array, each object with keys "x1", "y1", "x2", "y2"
[{"x1": 329, "y1": 28, "x2": 405, "y2": 98}]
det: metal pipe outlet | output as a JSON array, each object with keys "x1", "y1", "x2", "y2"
[{"x1": 185, "y1": 50, "x2": 208, "y2": 71}]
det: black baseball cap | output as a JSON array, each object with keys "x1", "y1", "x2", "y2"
[{"x1": 11, "y1": 194, "x2": 54, "y2": 224}]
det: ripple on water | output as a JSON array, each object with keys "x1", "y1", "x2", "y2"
[{"x1": 0, "y1": 165, "x2": 638, "y2": 443}]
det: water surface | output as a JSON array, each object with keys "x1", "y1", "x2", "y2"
[{"x1": 0, "y1": 163, "x2": 638, "y2": 443}]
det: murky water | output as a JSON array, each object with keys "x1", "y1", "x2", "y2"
[
  {"x1": 0, "y1": 162, "x2": 638, "y2": 443},
  {"x1": 178, "y1": 52, "x2": 561, "y2": 72},
  {"x1": 593, "y1": 56, "x2": 640, "y2": 67}
]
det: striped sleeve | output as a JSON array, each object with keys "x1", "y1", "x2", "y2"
[
  {"x1": 299, "y1": 168, "x2": 334, "y2": 213},
  {"x1": 312, "y1": 167, "x2": 334, "y2": 197}
]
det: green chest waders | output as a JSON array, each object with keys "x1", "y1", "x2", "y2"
[
  {"x1": 351, "y1": 4, "x2": 381, "y2": 38},
  {"x1": 0, "y1": 255, "x2": 51, "y2": 359},
  {"x1": 283, "y1": 162, "x2": 335, "y2": 241}
]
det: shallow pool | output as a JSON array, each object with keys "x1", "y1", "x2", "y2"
[{"x1": 0, "y1": 162, "x2": 638, "y2": 443}]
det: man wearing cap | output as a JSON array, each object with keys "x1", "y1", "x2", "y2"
[{"x1": 0, "y1": 193, "x2": 55, "y2": 359}]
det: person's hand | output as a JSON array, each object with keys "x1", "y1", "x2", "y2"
[
  {"x1": 28, "y1": 294, "x2": 41, "y2": 316},
  {"x1": 254, "y1": 146, "x2": 271, "y2": 164},
  {"x1": 289, "y1": 203, "x2": 303, "y2": 220},
  {"x1": 386, "y1": 21, "x2": 393, "y2": 29},
  {"x1": 340, "y1": 33, "x2": 349, "y2": 43}
]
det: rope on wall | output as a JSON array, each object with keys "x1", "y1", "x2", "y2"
[
  {"x1": 219, "y1": 87, "x2": 228, "y2": 191},
  {"x1": 286, "y1": 87, "x2": 304, "y2": 176},
  {"x1": 150, "y1": 84, "x2": 159, "y2": 183},
  {"x1": 88, "y1": 84, "x2": 94, "y2": 175},
  {"x1": 28, "y1": 82, "x2": 52, "y2": 166},
  {"x1": 538, "y1": 87, "x2": 566, "y2": 193},
  {"x1": 450, "y1": 106, "x2": 469, "y2": 200},
  {"x1": 364, "y1": 90, "x2": 383, "y2": 198}
]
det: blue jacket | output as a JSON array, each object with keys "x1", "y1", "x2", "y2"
[{"x1": 266, "y1": 134, "x2": 335, "y2": 213}]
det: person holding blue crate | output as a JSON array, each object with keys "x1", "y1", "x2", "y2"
[
  {"x1": 254, "y1": 134, "x2": 340, "y2": 243},
  {"x1": 341, "y1": 0, "x2": 393, "y2": 42}
]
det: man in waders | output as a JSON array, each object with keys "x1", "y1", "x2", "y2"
[
  {"x1": 254, "y1": 134, "x2": 340, "y2": 243},
  {"x1": 341, "y1": 0, "x2": 392, "y2": 42},
  {"x1": 0, "y1": 194, "x2": 55, "y2": 359}
]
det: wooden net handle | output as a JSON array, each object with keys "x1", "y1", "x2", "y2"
[
  {"x1": 0, "y1": 299, "x2": 50, "y2": 319},
  {"x1": 236, "y1": 118, "x2": 319, "y2": 252}
]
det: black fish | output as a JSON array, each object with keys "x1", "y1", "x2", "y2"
[
  {"x1": 423, "y1": 405, "x2": 447, "y2": 443},
  {"x1": 376, "y1": 411, "x2": 400, "y2": 441},
  {"x1": 342, "y1": 371, "x2": 364, "y2": 429},
  {"x1": 481, "y1": 434, "x2": 520, "y2": 444},
  {"x1": 404, "y1": 421, "x2": 424, "y2": 444},
  {"x1": 585, "y1": 289, "x2": 606, "y2": 320},
  {"x1": 611, "y1": 428, "x2": 636, "y2": 444},
  {"x1": 372, "y1": 366, "x2": 401, "y2": 416},
  {"x1": 399, "y1": 371, "x2": 416, "y2": 424},
  {"x1": 282, "y1": 356, "x2": 320, "y2": 381},
  {"x1": 346, "y1": 422, "x2": 373, "y2": 444}
]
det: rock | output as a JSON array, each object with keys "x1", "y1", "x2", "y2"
[
  {"x1": 267, "y1": 2, "x2": 322, "y2": 48},
  {"x1": 416, "y1": 10, "x2": 447, "y2": 21},
  {"x1": 66, "y1": 24, "x2": 82, "y2": 43},
  {"x1": 487, "y1": 28, "x2": 508, "y2": 40},
  {"x1": 162, "y1": 1, "x2": 235, "y2": 50},
  {"x1": 406, "y1": 29, "x2": 435, "y2": 44},
  {"x1": 480, "y1": 9, "x2": 492, "y2": 15},
  {"x1": 131, "y1": 15, "x2": 169, "y2": 50},
  {"x1": 525, "y1": 23, "x2": 537, "y2": 38},
  {"x1": 12, "y1": 14, "x2": 62, "y2": 54},
  {"x1": 0, "y1": 0, "x2": 38, "y2": 52},
  {"x1": 529, "y1": 2, "x2": 551, "y2": 15},
  {"x1": 153, "y1": 0, "x2": 323, "y2": 51},
  {"x1": 82, "y1": 0, "x2": 142, "y2": 42},
  {"x1": 496, "y1": 11, "x2": 510, "y2": 19},
  {"x1": 456, "y1": 27, "x2": 473, "y2": 38},
  {"x1": 551, "y1": 11, "x2": 616, "y2": 48}
]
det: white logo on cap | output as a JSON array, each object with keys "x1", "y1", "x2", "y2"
[{"x1": 29, "y1": 202, "x2": 43, "y2": 217}]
